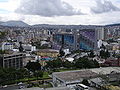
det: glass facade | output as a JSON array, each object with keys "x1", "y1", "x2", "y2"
[
  {"x1": 53, "y1": 29, "x2": 98, "y2": 51},
  {"x1": 53, "y1": 34, "x2": 75, "y2": 50},
  {"x1": 79, "y1": 30, "x2": 96, "y2": 50}
]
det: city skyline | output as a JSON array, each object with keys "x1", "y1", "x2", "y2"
[{"x1": 0, "y1": 0, "x2": 120, "y2": 25}]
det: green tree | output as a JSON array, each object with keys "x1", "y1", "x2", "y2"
[
  {"x1": 74, "y1": 58, "x2": 99, "y2": 69},
  {"x1": 0, "y1": 67, "x2": 29, "y2": 85},
  {"x1": 0, "y1": 31, "x2": 6, "y2": 39},
  {"x1": 59, "y1": 49, "x2": 65, "y2": 57},
  {"x1": 100, "y1": 50, "x2": 110, "y2": 59},
  {"x1": 74, "y1": 58, "x2": 85, "y2": 68},
  {"x1": 106, "y1": 50, "x2": 110, "y2": 58},
  {"x1": 100, "y1": 44, "x2": 106, "y2": 50},
  {"x1": 0, "y1": 68, "x2": 6, "y2": 84},
  {"x1": 19, "y1": 42, "x2": 24, "y2": 52},
  {"x1": 16, "y1": 68, "x2": 28, "y2": 79},
  {"x1": 89, "y1": 51, "x2": 95, "y2": 58},
  {"x1": 0, "y1": 50, "x2": 5, "y2": 54},
  {"x1": 100, "y1": 50, "x2": 106, "y2": 58},
  {"x1": 82, "y1": 79, "x2": 90, "y2": 86},
  {"x1": 25, "y1": 61, "x2": 41, "y2": 71},
  {"x1": 93, "y1": 60, "x2": 100, "y2": 68},
  {"x1": 63, "y1": 60, "x2": 74, "y2": 68},
  {"x1": 46, "y1": 58, "x2": 63, "y2": 69},
  {"x1": 34, "y1": 71, "x2": 43, "y2": 80}
]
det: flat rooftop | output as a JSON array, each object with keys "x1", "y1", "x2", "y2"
[
  {"x1": 56, "y1": 32, "x2": 73, "y2": 35},
  {"x1": 53, "y1": 70, "x2": 98, "y2": 82},
  {"x1": 90, "y1": 67, "x2": 120, "y2": 75},
  {"x1": 37, "y1": 49, "x2": 59, "y2": 53},
  {"x1": 0, "y1": 52, "x2": 25, "y2": 57},
  {"x1": 53, "y1": 67, "x2": 120, "y2": 82}
]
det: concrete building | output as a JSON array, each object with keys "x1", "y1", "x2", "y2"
[
  {"x1": 36, "y1": 49, "x2": 59, "y2": 57},
  {"x1": 52, "y1": 70, "x2": 98, "y2": 87},
  {"x1": 102, "y1": 58, "x2": 120, "y2": 67},
  {"x1": 1, "y1": 42, "x2": 13, "y2": 50},
  {"x1": 0, "y1": 52, "x2": 25, "y2": 69},
  {"x1": 89, "y1": 78, "x2": 106, "y2": 89},
  {"x1": 17, "y1": 35, "x2": 25, "y2": 43},
  {"x1": 23, "y1": 44, "x2": 36, "y2": 52},
  {"x1": 52, "y1": 67, "x2": 120, "y2": 87}
]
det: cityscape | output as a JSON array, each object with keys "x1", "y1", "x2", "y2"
[{"x1": 0, "y1": 0, "x2": 120, "y2": 90}]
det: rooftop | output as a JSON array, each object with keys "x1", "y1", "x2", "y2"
[
  {"x1": 53, "y1": 67, "x2": 120, "y2": 82},
  {"x1": 37, "y1": 49, "x2": 59, "y2": 53},
  {"x1": 56, "y1": 32, "x2": 73, "y2": 35},
  {"x1": 53, "y1": 70, "x2": 98, "y2": 82},
  {"x1": 90, "y1": 67, "x2": 120, "y2": 75},
  {"x1": 3, "y1": 52, "x2": 24, "y2": 57},
  {"x1": 0, "y1": 51, "x2": 25, "y2": 57}
]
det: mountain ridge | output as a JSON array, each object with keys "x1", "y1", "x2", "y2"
[
  {"x1": 0, "y1": 20, "x2": 29, "y2": 27},
  {"x1": 0, "y1": 20, "x2": 120, "y2": 27}
]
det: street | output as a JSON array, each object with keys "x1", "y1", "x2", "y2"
[
  {"x1": 0, "y1": 84, "x2": 27, "y2": 90},
  {"x1": 0, "y1": 85, "x2": 19, "y2": 90}
]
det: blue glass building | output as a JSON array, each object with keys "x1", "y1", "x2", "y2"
[
  {"x1": 53, "y1": 33, "x2": 76, "y2": 51},
  {"x1": 53, "y1": 28, "x2": 104, "y2": 51}
]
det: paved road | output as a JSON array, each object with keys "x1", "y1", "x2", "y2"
[
  {"x1": 0, "y1": 84, "x2": 27, "y2": 90},
  {"x1": 0, "y1": 85, "x2": 19, "y2": 90},
  {"x1": 0, "y1": 79, "x2": 52, "y2": 90},
  {"x1": 89, "y1": 87, "x2": 97, "y2": 90}
]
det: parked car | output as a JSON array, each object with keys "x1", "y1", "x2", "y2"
[{"x1": 2, "y1": 85, "x2": 7, "y2": 88}]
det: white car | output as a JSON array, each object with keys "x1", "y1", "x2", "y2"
[
  {"x1": 18, "y1": 82, "x2": 23, "y2": 85},
  {"x1": 2, "y1": 85, "x2": 7, "y2": 88}
]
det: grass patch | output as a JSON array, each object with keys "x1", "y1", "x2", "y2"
[
  {"x1": 1, "y1": 72, "x2": 51, "y2": 85},
  {"x1": 43, "y1": 72, "x2": 49, "y2": 78}
]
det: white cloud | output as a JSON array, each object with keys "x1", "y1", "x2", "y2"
[
  {"x1": 15, "y1": 0, "x2": 83, "y2": 17},
  {"x1": 91, "y1": 0, "x2": 120, "y2": 14},
  {"x1": 95, "y1": 11, "x2": 120, "y2": 24},
  {"x1": 0, "y1": 0, "x2": 20, "y2": 12},
  {"x1": 0, "y1": 13, "x2": 25, "y2": 21},
  {"x1": 0, "y1": 0, "x2": 120, "y2": 25}
]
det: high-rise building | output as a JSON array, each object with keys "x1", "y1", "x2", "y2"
[
  {"x1": 78, "y1": 28, "x2": 105, "y2": 50},
  {"x1": 53, "y1": 32, "x2": 77, "y2": 51},
  {"x1": 53, "y1": 27, "x2": 105, "y2": 51},
  {"x1": 0, "y1": 52, "x2": 25, "y2": 69}
]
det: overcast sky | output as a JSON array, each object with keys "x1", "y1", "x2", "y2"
[{"x1": 0, "y1": 0, "x2": 120, "y2": 25}]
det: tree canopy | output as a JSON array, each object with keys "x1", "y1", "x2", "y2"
[
  {"x1": 74, "y1": 57, "x2": 100, "y2": 69},
  {"x1": 45, "y1": 57, "x2": 99, "y2": 70},
  {"x1": 100, "y1": 50, "x2": 110, "y2": 59},
  {"x1": 82, "y1": 79, "x2": 90, "y2": 86},
  {"x1": 59, "y1": 49, "x2": 65, "y2": 57},
  {"x1": 0, "y1": 68, "x2": 29, "y2": 85},
  {"x1": 46, "y1": 58, "x2": 63, "y2": 69},
  {"x1": 25, "y1": 61, "x2": 41, "y2": 71}
]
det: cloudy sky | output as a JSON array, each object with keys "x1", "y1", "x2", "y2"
[{"x1": 0, "y1": 0, "x2": 120, "y2": 25}]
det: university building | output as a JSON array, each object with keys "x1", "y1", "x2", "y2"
[{"x1": 0, "y1": 52, "x2": 25, "y2": 69}]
